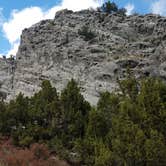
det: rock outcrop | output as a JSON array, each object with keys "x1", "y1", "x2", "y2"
[
  {"x1": 0, "y1": 57, "x2": 16, "y2": 101},
  {"x1": 1, "y1": 9, "x2": 166, "y2": 104}
]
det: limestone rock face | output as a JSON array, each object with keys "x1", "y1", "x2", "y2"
[
  {"x1": 1, "y1": 9, "x2": 166, "y2": 104},
  {"x1": 0, "y1": 58, "x2": 16, "y2": 100}
]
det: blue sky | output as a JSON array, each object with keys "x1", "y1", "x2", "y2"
[{"x1": 0, "y1": 0, "x2": 166, "y2": 57}]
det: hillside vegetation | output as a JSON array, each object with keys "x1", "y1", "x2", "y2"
[
  {"x1": 0, "y1": 1, "x2": 166, "y2": 165},
  {"x1": 0, "y1": 72, "x2": 166, "y2": 165}
]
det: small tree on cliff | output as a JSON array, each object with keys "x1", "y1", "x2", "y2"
[{"x1": 101, "y1": 1, "x2": 126, "y2": 15}]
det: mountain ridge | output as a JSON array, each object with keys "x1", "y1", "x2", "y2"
[{"x1": 0, "y1": 9, "x2": 166, "y2": 104}]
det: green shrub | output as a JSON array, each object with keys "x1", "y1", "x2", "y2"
[
  {"x1": 78, "y1": 26, "x2": 96, "y2": 41},
  {"x1": 0, "y1": 76, "x2": 166, "y2": 165},
  {"x1": 100, "y1": 0, "x2": 126, "y2": 16}
]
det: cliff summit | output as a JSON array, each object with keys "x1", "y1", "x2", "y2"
[{"x1": 1, "y1": 9, "x2": 166, "y2": 104}]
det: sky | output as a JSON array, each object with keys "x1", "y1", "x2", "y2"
[{"x1": 0, "y1": 0, "x2": 166, "y2": 58}]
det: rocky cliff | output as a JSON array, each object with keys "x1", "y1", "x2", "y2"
[
  {"x1": 0, "y1": 57, "x2": 16, "y2": 100},
  {"x1": 1, "y1": 9, "x2": 166, "y2": 104}
]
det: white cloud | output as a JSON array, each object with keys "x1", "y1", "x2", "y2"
[
  {"x1": 6, "y1": 42, "x2": 20, "y2": 58},
  {"x1": 125, "y1": 3, "x2": 135, "y2": 15},
  {"x1": 61, "y1": 0, "x2": 101, "y2": 11},
  {"x1": 0, "y1": 53, "x2": 3, "y2": 58},
  {"x1": 151, "y1": 0, "x2": 166, "y2": 15},
  {"x1": 1, "y1": 0, "x2": 103, "y2": 57},
  {"x1": 3, "y1": 7, "x2": 44, "y2": 44}
]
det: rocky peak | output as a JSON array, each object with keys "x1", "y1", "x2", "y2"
[{"x1": 1, "y1": 9, "x2": 166, "y2": 104}]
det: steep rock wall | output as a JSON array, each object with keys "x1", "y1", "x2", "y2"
[{"x1": 1, "y1": 9, "x2": 166, "y2": 104}]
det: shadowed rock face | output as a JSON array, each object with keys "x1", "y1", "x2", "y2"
[
  {"x1": 0, "y1": 91, "x2": 7, "y2": 101},
  {"x1": 1, "y1": 9, "x2": 166, "y2": 104}
]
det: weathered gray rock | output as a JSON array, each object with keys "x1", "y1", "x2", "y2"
[
  {"x1": 1, "y1": 9, "x2": 166, "y2": 104},
  {"x1": 0, "y1": 57, "x2": 16, "y2": 100}
]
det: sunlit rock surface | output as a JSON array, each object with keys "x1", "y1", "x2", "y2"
[{"x1": 1, "y1": 9, "x2": 166, "y2": 104}]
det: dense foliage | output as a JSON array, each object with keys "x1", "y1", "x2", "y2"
[
  {"x1": 0, "y1": 138, "x2": 69, "y2": 166},
  {"x1": 0, "y1": 75, "x2": 166, "y2": 165}
]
